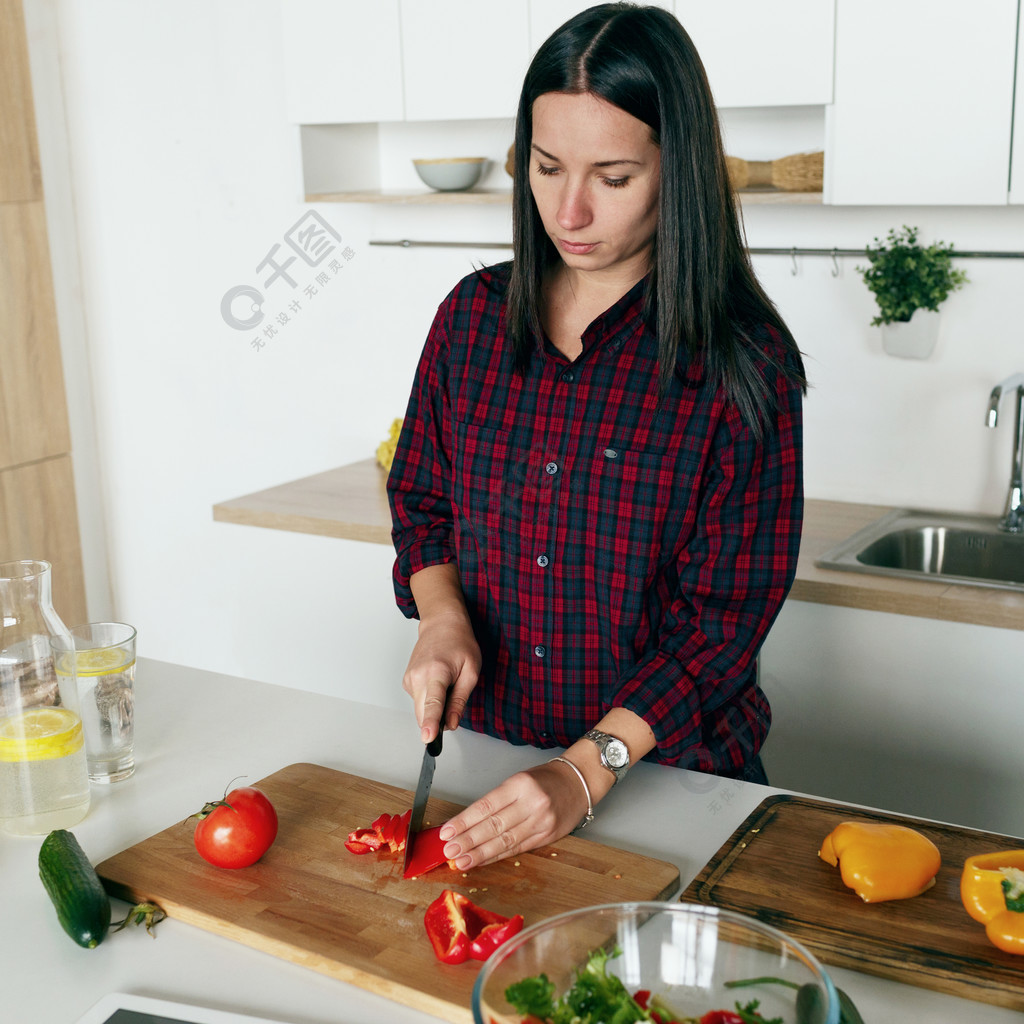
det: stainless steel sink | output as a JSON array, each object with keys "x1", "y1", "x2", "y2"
[{"x1": 815, "y1": 509, "x2": 1024, "y2": 592}]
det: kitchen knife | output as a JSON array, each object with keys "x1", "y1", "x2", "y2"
[{"x1": 403, "y1": 729, "x2": 443, "y2": 875}]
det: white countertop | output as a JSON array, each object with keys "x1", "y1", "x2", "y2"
[{"x1": 5, "y1": 659, "x2": 1018, "y2": 1023}]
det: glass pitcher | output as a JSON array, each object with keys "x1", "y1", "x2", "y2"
[{"x1": 0, "y1": 560, "x2": 90, "y2": 835}]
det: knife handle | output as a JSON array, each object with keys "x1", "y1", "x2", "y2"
[{"x1": 427, "y1": 730, "x2": 443, "y2": 758}]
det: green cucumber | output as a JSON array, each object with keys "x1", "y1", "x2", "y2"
[{"x1": 38, "y1": 829, "x2": 112, "y2": 949}]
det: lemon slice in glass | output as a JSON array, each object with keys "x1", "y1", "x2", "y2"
[
  {"x1": 61, "y1": 647, "x2": 135, "y2": 677},
  {"x1": 0, "y1": 706, "x2": 84, "y2": 762}
]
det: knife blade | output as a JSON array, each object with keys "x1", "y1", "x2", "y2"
[{"x1": 403, "y1": 729, "x2": 443, "y2": 875}]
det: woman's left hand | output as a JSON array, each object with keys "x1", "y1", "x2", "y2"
[{"x1": 438, "y1": 760, "x2": 593, "y2": 870}]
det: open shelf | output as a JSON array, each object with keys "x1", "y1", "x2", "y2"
[{"x1": 306, "y1": 188, "x2": 823, "y2": 206}]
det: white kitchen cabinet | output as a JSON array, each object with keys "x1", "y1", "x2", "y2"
[
  {"x1": 281, "y1": 1, "x2": 404, "y2": 125},
  {"x1": 1011, "y1": 6, "x2": 1024, "y2": 204},
  {"x1": 827, "y1": 0, "x2": 1018, "y2": 206},
  {"x1": 400, "y1": 1, "x2": 531, "y2": 121},
  {"x1": 529, "y1": 3, "x2": 828, "y2": 108},
  {"x1": 674, "y1": 1, "x2": 834, "y2": 107}
]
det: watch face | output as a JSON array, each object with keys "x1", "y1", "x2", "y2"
[{"x1": 605, "y1": 740, "x2": 629, "y2": 769}]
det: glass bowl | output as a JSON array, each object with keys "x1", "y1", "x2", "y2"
[{"x1": 472, "y1": 901, "x2": 840, "y2": 1024}]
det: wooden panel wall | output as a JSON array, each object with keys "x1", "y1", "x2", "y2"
[
  {"x1": 0, "y1": 0, "x2": 40, "y2": 204},
  {"x1": 0, "y1": 0, "x2": 87, "y2": 625}
]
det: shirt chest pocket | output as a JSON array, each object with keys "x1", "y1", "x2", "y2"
[
  {"x1": 451, "y1": 420, "x2": 540, "y2": 554},
  {"x1": 568, "y1": 444, "x2": 701, "y2": 580}
]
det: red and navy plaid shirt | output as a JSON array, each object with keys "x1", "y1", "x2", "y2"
[{"x1": 388, "y1": 263, "x2": 803, "y2": 775}]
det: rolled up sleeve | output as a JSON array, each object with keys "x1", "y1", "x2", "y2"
[{"x1": 387, "y1": 302, "x2": 456, "y2": 618}]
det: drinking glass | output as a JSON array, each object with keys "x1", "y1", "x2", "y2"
[{"x1": 54, "y1": 622, "x2": 137, "y2": 783}]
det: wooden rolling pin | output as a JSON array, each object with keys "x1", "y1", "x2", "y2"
[{"x1": 506, "y1": 145, "x2": 823, "y2": 193}]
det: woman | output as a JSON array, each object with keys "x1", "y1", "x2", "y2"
[{"x1": 387, "y1": 3, "x2": 805, "y2": 870}]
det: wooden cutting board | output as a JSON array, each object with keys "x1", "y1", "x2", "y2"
[
  {"x1": 680, "y1": 794, "x2": 1024, "y2": 1011},
  {"x1": 97, "y1": 763, "x2": 679, "y2": 1023}
]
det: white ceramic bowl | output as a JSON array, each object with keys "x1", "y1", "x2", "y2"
[
  {"x1": 412, "y1": 157, "x2": 486, "y2": 192},
  {"x1": 472, "y1": 901, "x2": 841, "y2": 1024}
]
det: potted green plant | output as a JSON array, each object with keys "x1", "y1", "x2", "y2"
[{"x1": 857, "y1": 225, "x2": 968, "y2": 359}]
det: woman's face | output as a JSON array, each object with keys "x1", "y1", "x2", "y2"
[{"x1": 529, "y1": 91, "x2": 661, "y2": 280}]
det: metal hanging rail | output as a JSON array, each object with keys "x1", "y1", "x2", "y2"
[
  {"x1": 370, "y1": 239, "x2": 512, "y2": 249},
  {"x1": 369, "y1": 239, "x2": 1024, "y2": 259},
  {"x1": 746, "y1": 247, "x2": 1024, "y2": 259}
]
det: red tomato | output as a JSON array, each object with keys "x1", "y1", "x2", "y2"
[
  {"x1": 193, "y1": 786, "x2": 278, "y2": 869},
  {"x1": 698, "y1": 1012, "x2": 744, "y2": 1024}
]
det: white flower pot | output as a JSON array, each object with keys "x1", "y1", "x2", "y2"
[{"x1": 880, "y1": 308, "x2": 941, "y2": 360}]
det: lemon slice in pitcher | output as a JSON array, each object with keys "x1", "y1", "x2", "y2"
[{"x1": 0, "y1": 707, "x2": 84, "y2": 762}]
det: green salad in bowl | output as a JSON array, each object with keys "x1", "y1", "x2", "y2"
[{"x1": 471, "y1": 902, "x2": 848, "y2": 1024}]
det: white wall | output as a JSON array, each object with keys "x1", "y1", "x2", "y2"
[{"x1": 25, "y1": 1, "x2": 1024, "y2": 830}]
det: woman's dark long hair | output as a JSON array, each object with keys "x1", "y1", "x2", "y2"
[{"x1": 505, "y1": 3, "x2": 806, "y2": 434}]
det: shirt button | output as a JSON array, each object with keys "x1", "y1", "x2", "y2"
[
  {"x1": 603, "y1": 448, "x2": 619, "y2": 459},
  {"x1": 561, "y1": 370, "x2": 574, "y2": 383},
  {"x1": 534, "y1": 645, "x2": 546, "y2": 658},
  {"x1": 545, "y1": 461, "x2": 558, "y2": 475},
  {"x1": 536, "y1": 554, "x2": 549, "y2": 567}
]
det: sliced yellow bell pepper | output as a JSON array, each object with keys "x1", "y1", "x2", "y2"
[
  {"x1": 960, "y1": 850, "x2": 1024, "y2": 956},
  {"x1": 818, "y1": 821, "x2": 941, "y2": 903}
]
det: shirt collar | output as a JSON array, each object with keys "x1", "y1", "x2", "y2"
[{"x1": 540, "y1": 272, "x2": 651, "y2": 361}]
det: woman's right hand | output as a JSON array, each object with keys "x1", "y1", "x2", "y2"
[
  {"x1": 404, "y1": 611, "x2": 481, "y2": 743},
  {"x1": 404, "y1": 563, "x2": 481, "y2": 743}
]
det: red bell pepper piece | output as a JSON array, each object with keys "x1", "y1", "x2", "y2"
[
  {"x1": 403, "y1": 824, "x2": 451, "y2": 878},
  {"x1": 423, "y1": 889, "x2": 472, "y2": 964},
  {"x1": 423, "y1": 889, "x2": 524, "y2": 965},
  {"x1": 393, "y1": 809, "x2": 411, "y2": 851},
  {"x1": 469, "y1": 914, "x2": 524, "y2": 960},
  {"x1": 344, "y1": 827, "x2": 385, "y2": 854}
]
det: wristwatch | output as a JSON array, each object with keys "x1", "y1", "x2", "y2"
[{"x1": 583, "y1": 729, "x2": 631, "y2": 783}]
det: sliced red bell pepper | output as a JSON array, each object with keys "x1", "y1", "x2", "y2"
[
  {"x1": 370, "y1": 809, "x2": 412, "y2": 853},
  {"x1": 423, "y1": 889, "x2": 524, "y2": 965},
  {"x1": 345, "y1": 809, "x2": 413, "y2": 857}
]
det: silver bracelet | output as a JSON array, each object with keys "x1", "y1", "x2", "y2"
[{"x1": 549, "y1": 756, "x2": 595, "y2": 831}]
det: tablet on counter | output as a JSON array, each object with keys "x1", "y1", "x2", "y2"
[{"x1": 75, "y1": 993, "x2": 297, "y2": 1024}]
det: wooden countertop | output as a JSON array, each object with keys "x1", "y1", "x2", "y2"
[{"x1": 213, "y1": 460, "x2": 1024, "y2": 632}]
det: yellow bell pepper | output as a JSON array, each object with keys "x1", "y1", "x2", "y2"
[
  {"x1": 818, "y1": 821, "x2": 941, "y2": 903},
  {"x1": 375, "y1": 418, "x2": 404, "y2": 472},
  {"x1": 960, "y1": 850, "x2": 1024, "y2": 956}
]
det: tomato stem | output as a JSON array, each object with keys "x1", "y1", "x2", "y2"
[{"x1": 192, "y1": 798, "x2": 236, "y2": 821}]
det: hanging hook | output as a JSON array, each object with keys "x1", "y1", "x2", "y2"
[
  {"x1": 831, "y1": 248, "x2": 840, "y2": 277},
  {"x1": 790, "y1": 247, "x2": 799, "y2": 276}
]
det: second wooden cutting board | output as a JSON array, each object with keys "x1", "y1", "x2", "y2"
[
  {"x1": 96, "y1": 763, "x2": 680, "y2": 1024},
  {"x1": 680, "y1": 794, "x2": 1024, "y2": 1011}
]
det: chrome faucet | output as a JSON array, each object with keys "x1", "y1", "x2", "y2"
[{"x1": 986, "y1": 373, "x2": 1024, "y2": 533}]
